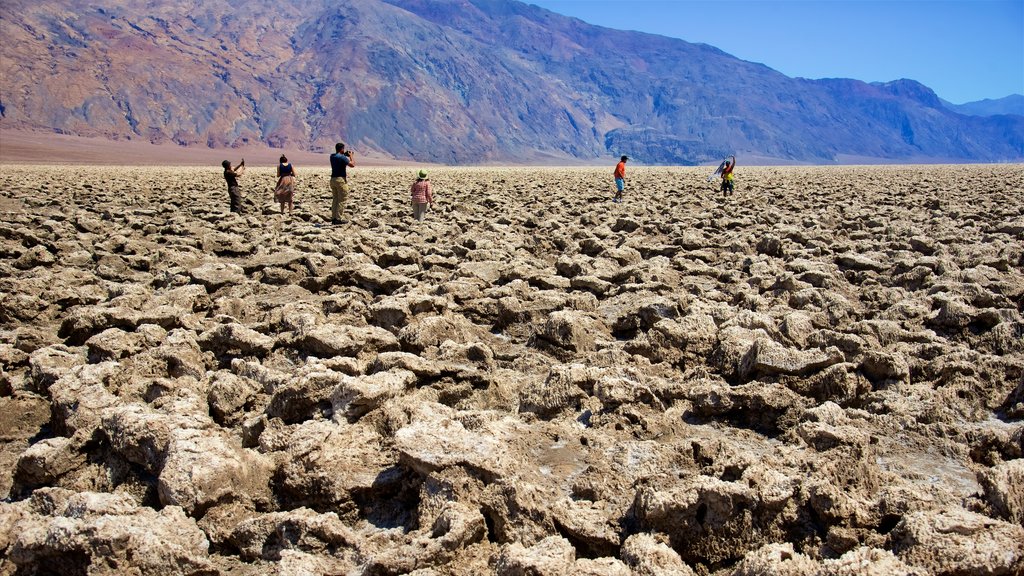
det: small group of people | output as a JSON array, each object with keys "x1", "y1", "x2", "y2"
[
  {"x1": 222, "y1": 141, "x2": 434, "y2": 223},
  {"x1": 610, "y1": 153, "x2": 736, "y2": 201},
  {"x1": 221, "y1": 154, "x2": 305, "y2": 215},
  {"x1": 225, "y1": 146, "x2": 737, "y2": 219}
]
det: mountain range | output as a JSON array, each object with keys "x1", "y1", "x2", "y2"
[
  {"x1": 942, "y1": 94, "x2": 1024, "y2": 118},
  {"x1": 1, "y1": 0, "x2": 1022, "y2": 164}
]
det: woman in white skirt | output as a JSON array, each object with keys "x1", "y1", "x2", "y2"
[{"x1": 275, "y1": 155, "x2": 296, "y2": 214}]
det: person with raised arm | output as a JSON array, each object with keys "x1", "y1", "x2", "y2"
[
  {"x1": 222, "y1": 158, "x2": 245, "y2": 213},
  {"x1": 329, "y1": 142, "x2": 355, "y2": 225},
  {"x1": 720, "y1": 155, "x2": 736, "y2": 195}
]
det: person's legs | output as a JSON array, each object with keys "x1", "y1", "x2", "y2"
[
  {"x1": 279, "y1": 176, "x2": 294, "y2": 213},
  {"x1": 413, "y1": 201, "x2": 427, "y2": 221},
  {"x1": 331, "y1": 180, "x2": 340, "y2": 221},
  {"x1": 228, "y1": 186, "x2": 241, "y2": 213},
  {"x1": 615, "y1": 178, "x2": 624, "y2": 201},
  {"x1": 330, "y1": 178, "x2": 348, "y2": 222}
]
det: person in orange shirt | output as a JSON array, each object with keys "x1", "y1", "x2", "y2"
[{"x1": 613, "y1": 155, "x2": 628, "y2": 202}]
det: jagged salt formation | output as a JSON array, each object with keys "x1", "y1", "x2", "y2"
[{"x1": 0, "y1": 164, "x2": 1022, "y2": 575}]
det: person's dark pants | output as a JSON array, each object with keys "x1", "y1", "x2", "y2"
[{"x1": 228, "y1": 185, "x2": 242, "y2": 213}]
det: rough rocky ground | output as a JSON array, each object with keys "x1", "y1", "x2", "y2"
[{"x1": 0, "y1": 164, "x2": 1022, "y2": 575}]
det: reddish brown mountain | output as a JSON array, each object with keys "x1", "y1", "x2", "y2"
[{"x1": 1, "y1": 0, "x2": 1021, "y2": 164}]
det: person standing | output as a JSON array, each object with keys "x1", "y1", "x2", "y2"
[
  {"x1": 330, "y1": 142, "x2": 356, "y2": 225},
  {"x1": 410, "y1": 169, "x2": 433, "y2": 221},
  {"x1": 275, "y1": 155, "x2": 296, "y2": 214},
  {"x1": 720, "y1": 155, "x2": 736, "y2": 195},
  {"x1": 613, "y1": 155, "x2": 628, "y2": 202},
  {"x1": 222, "y1": 158, "x2": 245, "y2": 213}
]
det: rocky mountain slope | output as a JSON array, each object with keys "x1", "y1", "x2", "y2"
[{"x1": 1, "y1": 0, "x2": 1022, "y2": 164}]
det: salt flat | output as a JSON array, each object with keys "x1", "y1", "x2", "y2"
[{"x1": 0, "y1": 164, "x2": 1022, "y2": 574}]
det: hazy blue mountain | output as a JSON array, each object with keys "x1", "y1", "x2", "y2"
[
  {"x1": 1, "y1": 0, "x2": 1021, "y2": 164},
  {"x1": 942, "y1": 95, "x2": 1024, "y2": 118}
]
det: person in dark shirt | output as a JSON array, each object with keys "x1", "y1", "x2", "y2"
[
  {"x1": 222, "y1": 158, "x2": 245, "y2": 213},
  {"x1": 329, "y1": 142, "x2": 356, "y2": 225}
]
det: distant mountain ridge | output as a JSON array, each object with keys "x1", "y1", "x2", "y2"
[
  {"x1": 942, "y1": 95, "x2": 1024, "y2": 118},
  {"x1": 1, "y1": 0, "x2": 1021, "y2": 164}
]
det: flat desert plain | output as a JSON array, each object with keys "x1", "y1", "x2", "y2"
[{"x1": 0, "y1": 164, "x2": 1022, "y2": 575}]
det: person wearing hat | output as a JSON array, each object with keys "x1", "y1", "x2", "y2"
[
  {"x1": 330, "y1": 142, "x2": 356, "y2": 225},
  {"x1": 613, "y1": 155, "x2": 628, "y2": 202},
  {"x1": 410, "y1": 169, "x2": 434, "y2": 221},
  {"x1": 222, "y1": 158, "x2": 245, "y2": 213}
]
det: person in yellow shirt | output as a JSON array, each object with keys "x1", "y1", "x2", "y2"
[{"x1": 720, "y1": 155, "x2": 736, "y2": 195}]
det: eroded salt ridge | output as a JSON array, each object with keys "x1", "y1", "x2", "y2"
[{"x1": 0, "y1": 164, "x2": 1022, "y2": 575}]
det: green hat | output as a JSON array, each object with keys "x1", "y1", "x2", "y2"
[{"x1": 418, "y1": 169, "x2": 428, "y2": 179}]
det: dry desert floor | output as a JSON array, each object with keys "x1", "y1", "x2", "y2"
[{"x1": 1, "y1": 164, "x2": 1023, "y2": 575}]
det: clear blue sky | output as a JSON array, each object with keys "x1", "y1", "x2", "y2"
[{"x1": 527, "y1": 0, "x2": 1024, "y2": 104}]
